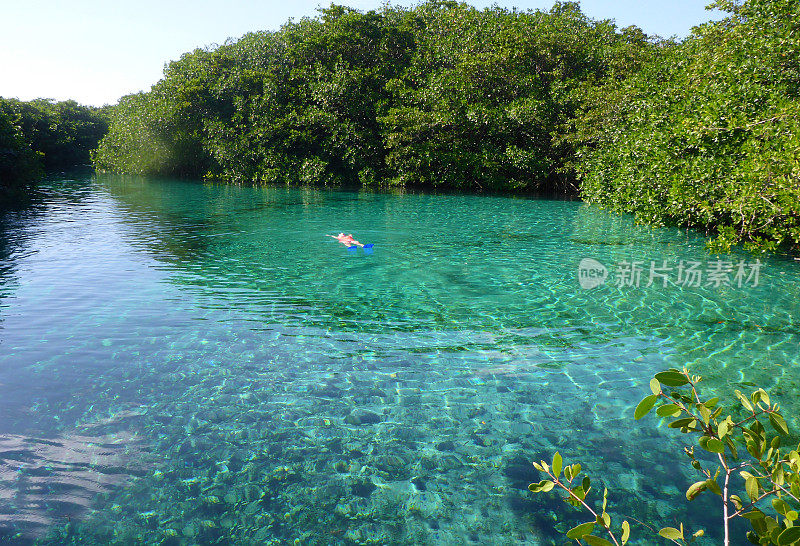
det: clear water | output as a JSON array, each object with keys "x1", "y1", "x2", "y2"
[{"x1": 0, "y1": 174, "x2": 798, "y2": 545}]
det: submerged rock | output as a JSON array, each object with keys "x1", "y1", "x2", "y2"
[
  {"x1": 312, "y1": 384, "x2": 344, "y2": 398},
  {"x1": 351, "y1": 480, "x2": 377, "y2": 498},
  {"x1": 439, "y1": 455, "x2": 463, "y2": 471},
  {"x1": 374, "y1": 454, "x2": 411, "y2": 481},
  {"x1": 435, "y1": 440, "x2": 456, "y2": 452},
  {"x1": 345, "y1": 411, "x2": 382, "y2": 426},
  {"x1": 502, "y1": 456, "x2": 539, "y2": 488}
]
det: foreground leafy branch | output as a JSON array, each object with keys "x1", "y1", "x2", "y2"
[{"x1": 529, "y1": 368, "x2": 800, "y2": 545}]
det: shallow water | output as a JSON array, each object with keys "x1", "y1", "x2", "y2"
[{"x1": 0, "y1": 174, "x2": 798, "y2": 544}]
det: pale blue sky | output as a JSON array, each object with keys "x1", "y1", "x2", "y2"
[{"x1": 1, "y1": 0, "x2": 723, "y2": 107}]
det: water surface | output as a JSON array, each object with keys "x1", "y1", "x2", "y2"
[{"x1": 1, "y1": 174, "x2": 798, "y2": 544}]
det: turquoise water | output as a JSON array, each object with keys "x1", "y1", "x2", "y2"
[{"x1": 0, "y1": 174, "x2": 798, "y2": 544}]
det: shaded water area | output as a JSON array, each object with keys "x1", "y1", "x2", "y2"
[{"x1": 0, "y1": 174, "x2": 798, "y2": 544}]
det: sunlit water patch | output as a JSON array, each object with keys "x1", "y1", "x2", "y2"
[{"x1": 0, "y1": 174, "x2": 797, "y2": 544}]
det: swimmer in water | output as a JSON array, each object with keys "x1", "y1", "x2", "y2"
[{"x1": 327, "y1": 233, "x2": 364, "y2": 247}]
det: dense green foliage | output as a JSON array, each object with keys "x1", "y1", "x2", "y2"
[
  {"x1": 0, "y1": 106, "x2": 42, "y2": 189},
  {"x1": 93, "y1": 1, "x2": 650, "y2": 191},
  {"x1": 0, "y1": 97, "x2": 108, "y2": 192},
  {"x1": 578, "y1": 0, "x2": 800, "y2": 251},
  {"x1": 93, "y1": 0, "x2": 800, "y2": 251},
  {"x1": 376, "y1": 2, "x2": 649, "y2": 191}
]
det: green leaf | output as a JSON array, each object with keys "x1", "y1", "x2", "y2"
[
  {"x1": 669, "y1": 417, "x2": 698, "y2": 429},
  {"x1": 699, "y1": 436, "x2": 725, "y2": 453},
  {"x1": 656, "y1": 404, "x2": 682, "y2": 417},
  {"x1": 659, "y1": 527, "x2": 684, "y2": 540},
  {"x1": 741, "y1": 510, "x2": 766, "y2": 521},
  {"x1": 772, "y1": 498, "x2": 790, "y2": 516},
  {"x1": 649, "y1": 378, "x2": 661, "y2": 395},
  {"x1": 571, "y1": 485, "x2": 587, "y2": 501},
  {"x1": 746, "y1": 440, "x2": 762, "y2": 459},
  {"x1": 725, "y1": 436, "x2": 739, "y2": 459},
  {"x1": 634, "y1": 395, "x2": 658, "y2": 420},
  {"x1": 655, "y1": 371, "x2": 689, "y2": 387},
  {"x1": 566, "y1": 522, "x2": 595, "y2": 539},
  {"x1": 686, "y1": 480, "x2": 707, "y2": 500},
  {"x1": 769, "y1": 413, "x2": 789, "y2": 436},
  {"x1": 528, "y1": 480, "x2": 555, "y2": 493},
  {"x1": 583, "y1": 536, "x2": 615, "y2": 546},
  {"x1": 552, "y1": 452, "x2": 562, "y2": 479},
  {"x1": 565, "y1": 463, "x2": 581, "y2": 481},
  {"x1": 776, "y1": 526, "x2": 800, "y2": 545},
  {"x1": 745, "y1": 477, "x2": 759, "y2": 502},
  {"x1": 621, "y1": 520, "x2": 630, "y2": 545},
  {"x1": 705, "y1": 479, "x2": 722, "y2": 496},
  {"x1": 697, "y1": 404, "x2": 711, "y2": 424},
  {"x1": 736, "y1": 390, "x2": 754, "y2": 412},
  {"x1": 718, "y1": 419, "x2": 730, "y2": 438},
  {"x1": 766, "y1": 515, "x2": 781, "y2": 535}
]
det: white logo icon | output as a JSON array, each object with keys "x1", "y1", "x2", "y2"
[{"x1": 578, "y1": 258, "x2": 607, "y2": 289}]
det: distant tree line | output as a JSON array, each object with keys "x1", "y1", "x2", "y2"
[
  {"x1": 0, "y1": 98, "x2": 108, "y2": 192},
  {"x1": 8, "y1": 0, "x2": 797, "y2": 251},
  {"x1": 93, "y1": 1, "x2": 654, "y2": 191}
]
